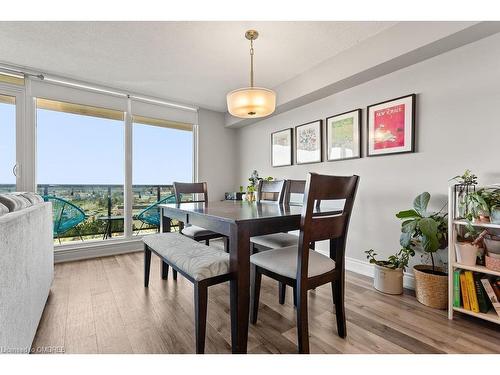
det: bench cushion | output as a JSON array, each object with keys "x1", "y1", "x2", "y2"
[
  {"x1": 251, "y1": 232, "x2": 298, "y2": 249},
  {"x1": 250, "y1": 245, "x2": 336, "y2": 279},
  {"x1": 181, "y1": 225, "x2": 219, "y2": 238},
  {"x1": 143, "y1": 233, "x2": 229, "y2": 281}
]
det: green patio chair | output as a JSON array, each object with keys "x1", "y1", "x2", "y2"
[
  {"x1": 134, "y1": 194, "x2": 177, "y2": 234},
  {"x1": 43, "y1": 195, "x2": 87, "y2": 243}
]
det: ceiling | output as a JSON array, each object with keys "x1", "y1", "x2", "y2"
[{"x1": 0, "y1": 21, "x2": 396, "y2": 111}]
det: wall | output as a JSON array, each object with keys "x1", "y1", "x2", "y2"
[
  {"x1": 198, "y1": 108, "x2": 238, "y2": 200},
  {"x1": 235, "y1": 33, "x2": 500, "y2": 275}
]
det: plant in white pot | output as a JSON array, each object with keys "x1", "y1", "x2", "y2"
[
  {"x1": 455, "y1": 222, "x2": 486, "y2": 266},
  {"x1": 365, "y1": 248, "x2": 415, "y2": 295},
  {"x1": 396, "y1": 192, "x2": 449, "y2": 309}
]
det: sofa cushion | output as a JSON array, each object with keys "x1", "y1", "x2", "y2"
[
  {"x1": 0, "y1": 194, "x2": 30, "y2": 212},
  {"x1": 14, "y1": 192, "x2": 44, "y2": 205},
  {"x1": 0, "y1": 202, "x2": 8, "y2": 217}
]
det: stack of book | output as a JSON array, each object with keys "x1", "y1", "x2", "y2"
[{"x1": 453, "y1": 270, "x2": 500, "y2": 316}]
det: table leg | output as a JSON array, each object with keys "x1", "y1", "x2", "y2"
[{"x1": 229, "y1": 223, "x2": 250, "y2": 354}]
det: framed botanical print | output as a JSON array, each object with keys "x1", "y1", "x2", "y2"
[
  {"x1": 295, "y1": 120, "x2": 322, "y2": 165},
  {"x1": 367, "y1": 94, "x2": 416, "y2": 157},
  {"x1": 326, "y1": 109, "x2": 361, "y2": 162},
  {"x1": 271, "y1": 128, "x2": 293, "y2": 167}
]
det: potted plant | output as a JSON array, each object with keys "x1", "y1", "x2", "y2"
[
  {"x1": 455, "y1": 222, "x2": 485, "y2": 266},
  {"x1": 396, "y1": 192, "x2": 449, "y2": 309},
  {"x1": 450, "y1": 169, "x2": 478, "y2": 218},
  {"x1": 365, "y1": 248, "x2": 415, "y2": 295},
  {"x1": 246, "y1": 170, "x2": 273, "y2": 202}
]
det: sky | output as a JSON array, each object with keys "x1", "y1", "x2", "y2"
[{"x1": 1, "y1": 104, "x2": 193, "y2": 186}]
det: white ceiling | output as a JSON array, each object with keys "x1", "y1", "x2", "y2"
[{"x1": 0, "y1": 21, "x2": 396, "y2": 111}]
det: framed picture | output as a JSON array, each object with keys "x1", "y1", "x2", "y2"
[
  {"x1": 326, "y1": 109, "x2": 361, "y2": 162},
  {"x1": 367, "y1": 94, "x2": 416, "y2": 157},
  {"x1": 295, "y1": 120, "x2": 322, "y2": 165},
  {"x1": 271, "y1": 128, "x2": 293, "y2": 167}
]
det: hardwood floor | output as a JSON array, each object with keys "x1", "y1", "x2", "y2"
[{"x1": 33, "y1": 250, "x2": 500, "y2": 354}]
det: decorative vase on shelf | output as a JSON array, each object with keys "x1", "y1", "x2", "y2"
[{"x1": 455, "y1": 242, "x2": 479, "y2": 266}]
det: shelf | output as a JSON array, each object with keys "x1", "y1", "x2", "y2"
[
  {"x1": 452, "y1": 307, "x2": 500, "y2": 324},
  {"x1": 453, "y1": 219, "x2": 500, "y2": 229},
  {"x1": 452, "y1": 262, "x2": 500, "y2": 277}
]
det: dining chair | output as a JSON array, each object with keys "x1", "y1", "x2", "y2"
[
  {"x1": 172, "y1": 182, "x2": 229, "y2": 280},
  {"x1": 251, "y1": 180, "x2": 311, "y2": 304},
  {"x1": 250, "y1": 172, "x2": 359, "y2": 353},
  {"x1": 256, "y1": 179, "x2": 286, "y2": 204},
  {"x1": 143, "y1": 232, "x2": 231, "y2": 354}
]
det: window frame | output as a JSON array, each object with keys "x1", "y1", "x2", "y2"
[{"x1": 19, "y1": 82, "x2": 198, "y2": 253}]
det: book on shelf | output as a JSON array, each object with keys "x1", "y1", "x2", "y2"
[
  {"x1": 459, "y1": 272, "x2": 470, "y2": 310},
  {"x1": 480, "y1": 278, "x2": 500, "y2": 317},
  {"x1": 453, "y1": 270, "x2": 461, "y2": 307},
  {"x1": 465, "y1": 271, "x2": 479, "y2": 313},
  {"x1": 473, "y1": 273, "x2": 491, "y2": 313}
]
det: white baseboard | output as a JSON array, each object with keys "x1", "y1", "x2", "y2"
[
  {"x1": 345, "y1": 256, "x2": 415, "y2": 290},
  {"x1": 53, "y1": 240, "x2": 415, "y2": 290},
  {"x1": 54, "y1": 239, "x2": 143, "y2": 263}
]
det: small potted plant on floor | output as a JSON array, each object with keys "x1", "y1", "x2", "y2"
[
  {"x1": 396, "y1": 192, "x2": 448, "y2": 309},
  {"x1": 365, "y1": 248, "x2": 415, "y2": 295}
]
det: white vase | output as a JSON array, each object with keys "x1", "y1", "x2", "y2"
[
  {"x1": 373, "y1": 264, "x2": 403, "y2": 295},
  {"x1": 455, "y1": 243, "x2": 478, "y2": 266}
]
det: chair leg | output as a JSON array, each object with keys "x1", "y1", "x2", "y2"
[
  {"x1": 75, "y1": 226, "x2": 84, "y2": 242},
  {"x1": 144, "y1": 245, "x2": 152, "y2": 288},
  {"x1": 173, "y1": 269, "x2": 178, "y2": 280},
  {"x1": 223, "y1": 237, "x2": 229, "y2": 253},
  {"x1": 332, "y1": 280, "x2": 346, "y2": 338},
  {"x1": 194, "y1": 282, "x2": 208, "y2": 354},
  {"x1": 205, "y1": 239, "x2": 210, "y2": 246},
  {"x1": 296, "y1": 286, "x2": 310, "y2": 354},
  {"x1": 293, "y1": 286, "x2": 297, "y2": 307},
  {"x1": 279, "y1": 282, "x2": 286, "y2": 305},
  {"x1": 250, "y1": 265, "x2": 262, "y2": 324},
  {"x1": 161, "y1": 261, "x2": 169, "y2": 280}
]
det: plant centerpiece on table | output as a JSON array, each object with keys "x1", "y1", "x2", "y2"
[
  {"x1": 365, "y1": 248, "x2": 415, "y2": 295},
  {"x1": 396, "y1": 192, "x2": 449, "y2": 309},
  {"x1": 246, "y1": 170, "x2": 273, "y2": 202}
]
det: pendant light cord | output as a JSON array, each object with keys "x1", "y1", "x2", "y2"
[{"x1": 250, "y1": 39, "x2": 254, "y2": 88}]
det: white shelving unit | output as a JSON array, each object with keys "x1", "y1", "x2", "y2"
[{"x1": 448, "y1": 185, "x2": 500, "y2": 324}]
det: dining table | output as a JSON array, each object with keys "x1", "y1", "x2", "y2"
[{"x1": 159, "y1": 199, "x2": 304, "y2": 354}]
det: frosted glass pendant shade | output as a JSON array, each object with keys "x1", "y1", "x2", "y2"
[{"x1": 226, "y1": 87, "x2": 276, "y2": 118}]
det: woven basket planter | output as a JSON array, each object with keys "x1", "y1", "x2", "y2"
[{"x1": 413, "y1": 265, "x2": 448, "y2": 309}]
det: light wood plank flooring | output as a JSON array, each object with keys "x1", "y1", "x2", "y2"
[{"x1": 33, "y1": 251, "x2": 500, "y2": 354}]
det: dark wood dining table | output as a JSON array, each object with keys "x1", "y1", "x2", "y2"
[{"x1": 159, "y1": 200, "x2": 304, "y2": 354}]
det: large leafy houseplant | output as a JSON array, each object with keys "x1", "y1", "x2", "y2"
[{"x1": 396, "y1": 192, "x2": 448, "y2": 273}]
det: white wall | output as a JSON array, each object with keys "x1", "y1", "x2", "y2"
[
  {"x1": 198, "y1": 108, "x2": 238, "y2": 200},
  {"x1": 235, "y1": 33, "x2": 500, "y2": 272}
]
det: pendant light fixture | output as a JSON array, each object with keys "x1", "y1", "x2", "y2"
[{"x1": 226, "y1": 30, "x2": 276, "y2": 118}]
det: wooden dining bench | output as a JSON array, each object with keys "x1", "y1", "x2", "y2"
[{"x1": 143, "y1": 232, "x2": 232, "y2": 353}]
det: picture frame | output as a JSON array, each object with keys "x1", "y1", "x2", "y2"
[
  {"x1": 326, "y1": 109, "x2": 362, "y2": 162},
  {"x1": 367, "y1": 94, "x2": 416, "y2": 157},
  {"x1": 271, "y1": 128, "x2": 293, "y2": 167},
  {"x1": 295, "y1": 120, "x2": 323, "y2": 165}
]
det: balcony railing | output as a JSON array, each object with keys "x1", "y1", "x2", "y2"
[{"x1": 33, "y1": 184, "x2": 177, "y2": 244}]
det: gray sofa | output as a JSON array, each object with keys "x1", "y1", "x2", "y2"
[{"x1": 0, "y1": 193, "x2": 53, "y2": 353}]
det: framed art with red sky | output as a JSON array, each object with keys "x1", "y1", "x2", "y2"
[{"x1": 367, "y1": 94, "x2": 416, "y2": 156}]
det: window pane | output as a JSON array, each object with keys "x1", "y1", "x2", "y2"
[
  {"x1": 36, "y1": 99, "x2": 125, "y2": 244},
  {"x1": 132, "y1": 118, "x2": 193, "y2": 234},
  {"x1": 0, "y1": 94, "x2": 16, "y2": 192},
  {"x1": 0, "y1": 73, "x2": 24, "y2": 86}
]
